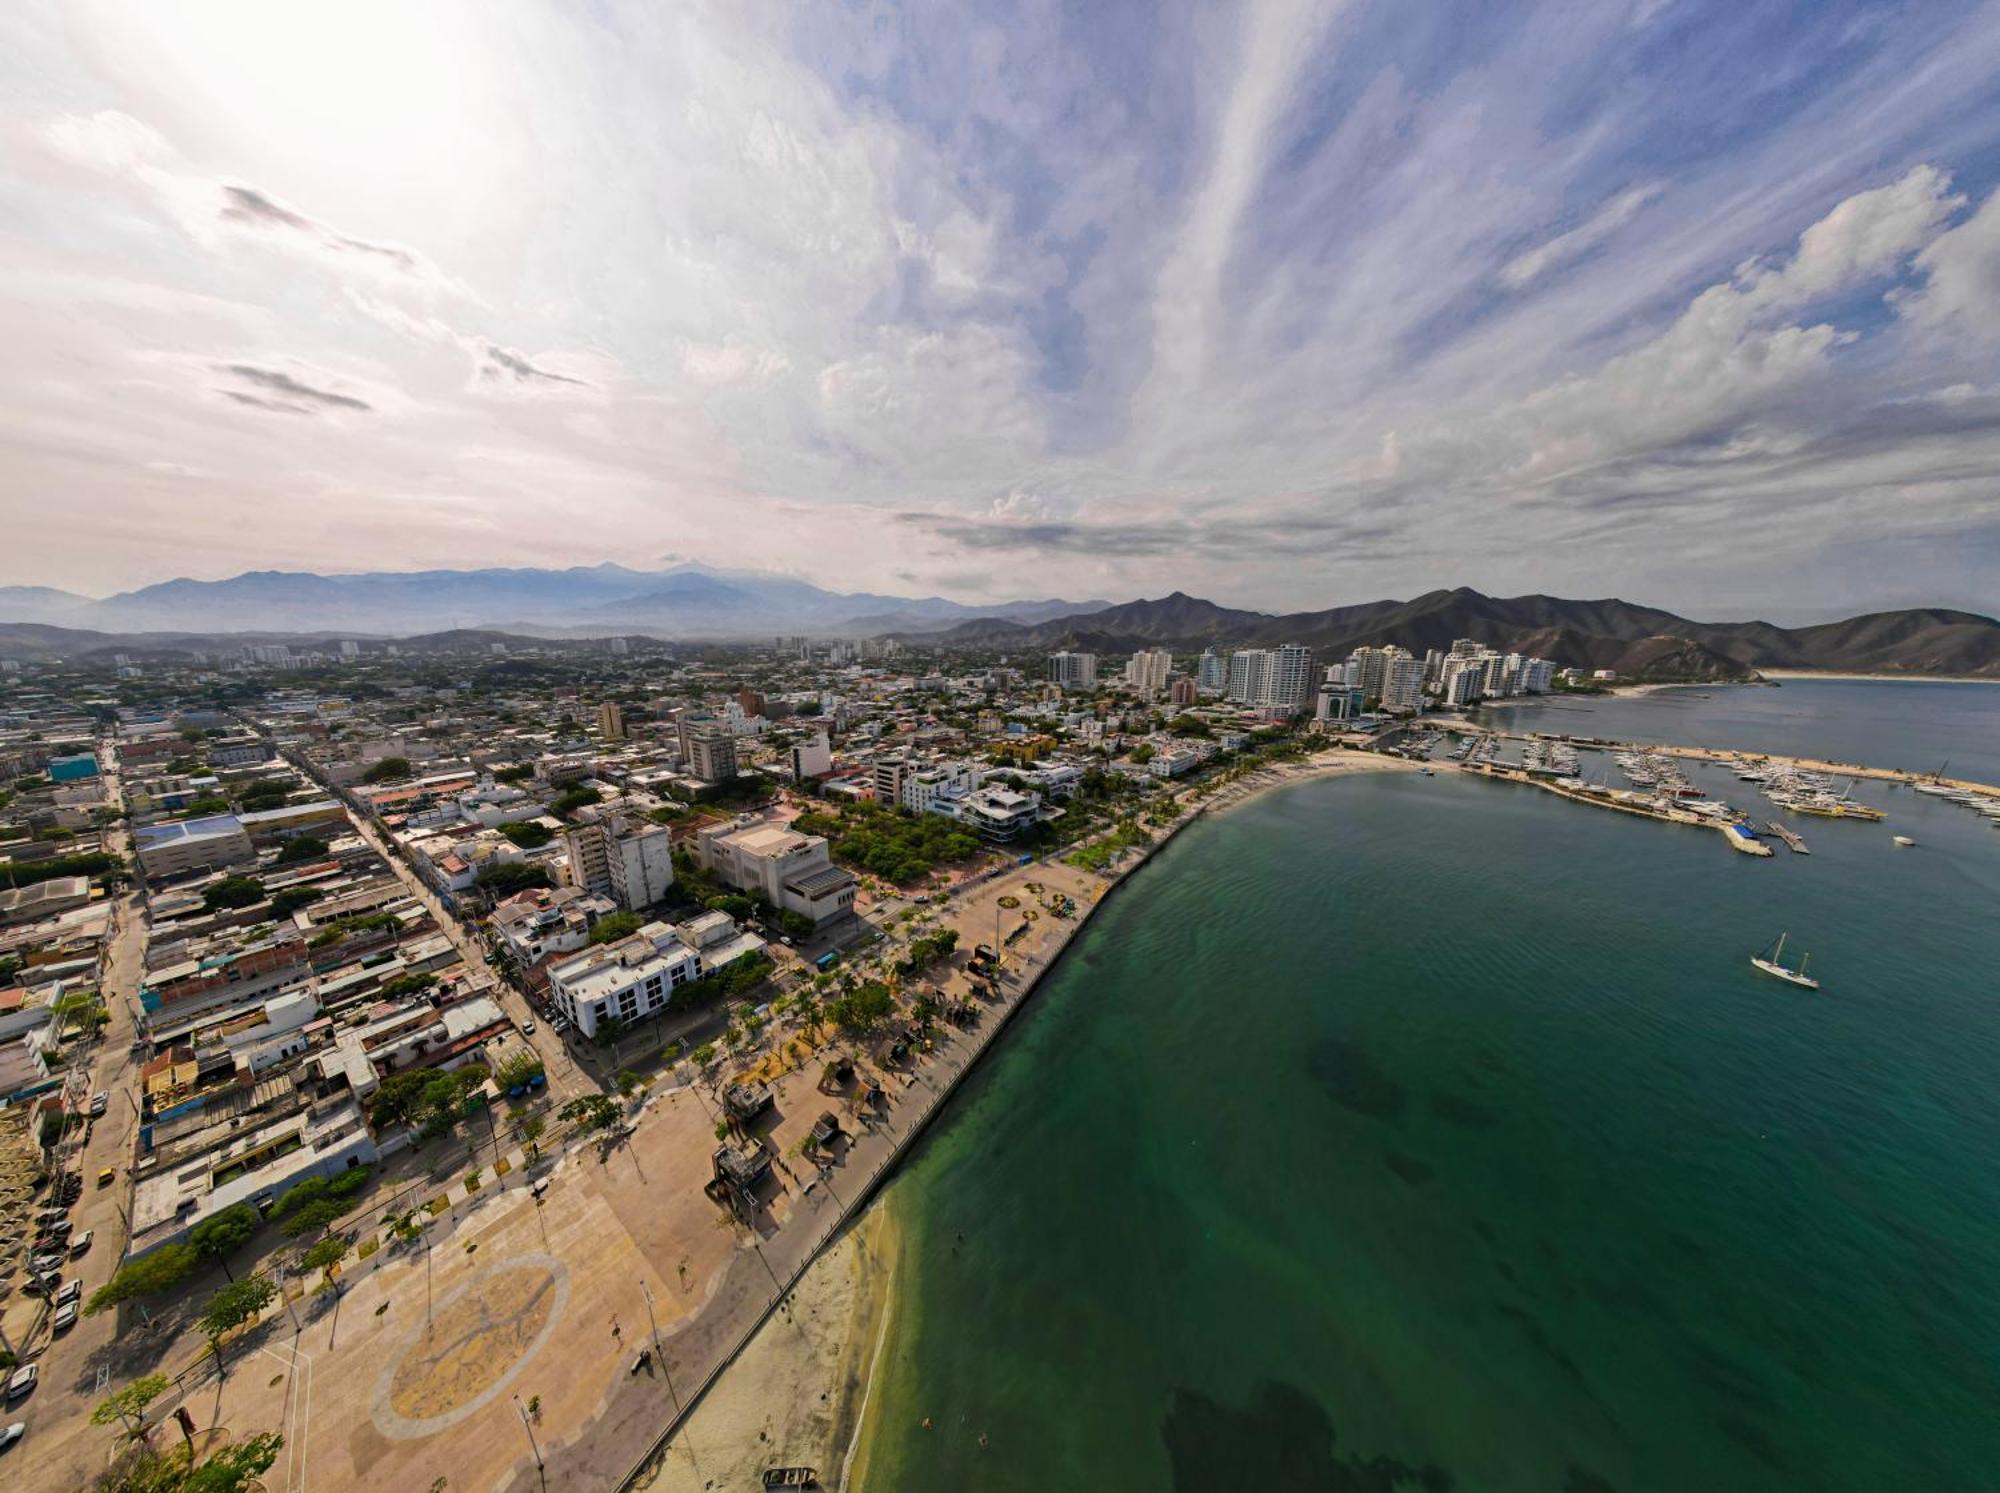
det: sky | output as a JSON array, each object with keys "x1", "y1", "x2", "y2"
[{"x1": 3, "y1": 0, "x2": 2000, "y2": 623}]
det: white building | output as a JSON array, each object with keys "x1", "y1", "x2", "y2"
[
  {"x1": 546, "y1": 923, "x2": 701, "y2": 1039},
  {"x1": 788, "y1": 729, "x2": 833, "y2": 781},
  {"x1": 1226, "y1": 645, "x2": 1315, "y2": 711},
  {"x1": 1124, "y1": 649, "x2": 1174, "y2": 697},
  {"x1": 899, "y1": 761, "x2": 979, "y2": 815},
  {"x1": 563, "y1": 815, "x2": 674, "y2": 912},
  {"x1": 695, "y1": 816, "x2": 858, "y2": 927},
  {"x1": 1196, "y1": 648, "x2": 1228, "y2": 694},
  {"x1": 1380, "y1": 651, "x2": 1425, "y2": 713},
  {"x1": 1047, "y1": 651, "x2": 1098, "y2": 690},
  {"x1": 930, "y1": 783, "x2": 1042, "y2": 840}
]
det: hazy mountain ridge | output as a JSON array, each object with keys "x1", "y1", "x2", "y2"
[
  {"x1": 907, "y1": 587, "x2": 2000, "y2": 679},
  {"x1": 0, "y1": 565, "x2": 1105, "y2": 637}
]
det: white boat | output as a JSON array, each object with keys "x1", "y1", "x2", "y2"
[
  {"x1": 1751, "y1": 933, "x2": 1819, "y2": 990},
  {"x1": 1892, "y1": 835, "x2": 1916, "y2": 847}
]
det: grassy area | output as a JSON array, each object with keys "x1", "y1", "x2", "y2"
[{"x1": 1065, "y1": 820, "x2": 1150, "y2": 871}]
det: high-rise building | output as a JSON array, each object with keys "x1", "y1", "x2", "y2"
[
  {"x1": 1125, "y1": 649, "x2": 1174, "y2": 697},
  {"x1": 737, "y1": 687, "x2": 767, "y2": 719},
  {"x1": 1380, "y1": 651, "x2": 1424, "y2": 713},
  {"x1": 1226, "y1": 645, "x2": 1315, "y2": 711},
  {"x1": 1196, "y1": 648, "x2": 1227, "y2": 694},
  {"x1": 1345, "y1": 646, "x2": 1390, "y2": 702},
  {"x1": 339, "y1": 640, "x2": 361, "y2": 658},
  {"x1": 563, "y1": 816, "x2": 675, "y2": 911},
  {"x1": 1047, "y1": 652, "x2": 1098, "y2": 690},
  {"x1": 1170, "y1": 676, "x2": 1198, "y2": 706},
  {"x1": 597, "y1": 702, "x2": 626, "y2": 740},
  {"x1": 687, "y1": 728, "x2": 738, "y2": 783},
  {"x1": 607, "y1": 636, "x2": 630, "y2": 656}
]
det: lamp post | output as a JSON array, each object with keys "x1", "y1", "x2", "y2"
[
  {"x1": 639, "y1": 1278, "x2": 679, "y2": 1409},
  {"x1": 514, "y1": 1393, "x2": 544, "y2": 1471}
]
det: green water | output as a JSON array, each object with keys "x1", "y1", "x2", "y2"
[{"x1": 861, "y1": 742, "x2": 2000, "y2": 1489}]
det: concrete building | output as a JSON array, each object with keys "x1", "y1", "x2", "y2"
[
  {"x1": 686, "y1": 727, "x2": 738, "y2": 784},
  {"x1": 597, "y1": 702, "x2": 626, "y2": 740},
  {"x1": 48, "y1": 752, "x2": 99, "y2": 782},
  {"x1": 1227, "y1": 645, "x2": 1315, "y2": 711},
  {"x1": 1380, "y1": 650, "x2": 1425, "y2": 713},
  {"x1": 1047, "y1": 651, "x2": 1098, "y2": 690},
  {"x1": 1196, "y1": 648, "x2": 1228, "y2": 695},
  {"x1": 134, "y1": 814, "x2": 256, "y2": 877},
  {"x1": 931, "y1": 783, "x2": 1041, "y2": 840},
  {"x1": 1124, "y1": 649, "x2": 1174, "y2": 697},
  {"x1": 1170, "y1": 676, "x2": 1199, "y2": 706},
  {"x1": 563, "y1": 815, "x2": 674, "y2": 912},
  {"x1": 788, "y1": 729, "x2": 833, "y2": 781},
  {"x1": 547, "y1": 922, "x2": 701, "y2": 1039},
  {"x1": 694, "y1": 816, "x2": 857, "y2": 927}
]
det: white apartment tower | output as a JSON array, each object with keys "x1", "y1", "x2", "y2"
[{"x1": 1047, "y1": 651, "x2": 1099, "y2": 690}]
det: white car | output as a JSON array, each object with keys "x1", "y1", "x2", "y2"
[
  {"x1": 56, "y1": 1279, "x2": 83, "y2": 1307},
  {"x1": 88, "y1": 1091, "x2": 108, "y2": 1118},
  {"x1": 0, "y1": 1422, "x2": 23, "y2": 1451},
  {"x1": 69, "y1": 1230, "x2": 93, "y2": 1257},
  {"x1": 521, "y1": 1020, "x2": 536, "y2": 1034},
  {"x1": 4, "y1": 1365, "x2": 36, "y2": 1402},
  {"x1": 53, "y1": 1301, "x2": 79, "y2": 1332}
]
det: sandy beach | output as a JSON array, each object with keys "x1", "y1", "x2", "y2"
[{"x1": 632, "y1": 746, "x2": 1415, "y2": 1491}]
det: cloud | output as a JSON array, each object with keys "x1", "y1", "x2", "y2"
[
  {"x1": 1500, "y1": 183, "x2": 1665, "y2": 289},
  {"x1": 219, "y1": 364, "x2": 373, "y2": 413},
  {"x1": 219, "y1": 184, "x2": 423, "y2": 273},
  {"x1": 479, "y1": 345, "x2": 587, "y2": 387},
  {"x1": 1896, "y1": 187, "x2": 2000, "y2": 337}
]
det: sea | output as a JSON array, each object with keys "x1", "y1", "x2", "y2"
[{"x1": 854, "y1": 681, "x2": 2000, "y2": 1492}]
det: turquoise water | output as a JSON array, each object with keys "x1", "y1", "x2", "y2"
[{"x1": 860, "y1": 686, "x2": 2000, "y2": 1491}]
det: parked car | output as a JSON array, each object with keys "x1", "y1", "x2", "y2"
[
  {"x1": 4, "y1": 1365, "x2": 36, "y2": 1402},
  {"x1": 521, "y1": 1020, "x2": 536, "y2": 1034},
  {"x1": 55, "y1": 1280, "x2": 83, "y2": 1307},
  {"x1": 95, "y1": 1167, "x2": 114, "y2": 1189},
  {"x1": 88, "y1": 1091, "x2": 108, "y2": 1118},
  {"x1": 69, "y1": 1230, "x2": 93, "y2": 1257},
  {"x1": 52, "y1": 1301, "x2": 78, "y2": 1333},
  {"x1": 0, "y1": 1422, "x2": 23, "y2": 1451},
  {"x1": 29, "y1": 1254, "x2": 64, "y2": 1275}
]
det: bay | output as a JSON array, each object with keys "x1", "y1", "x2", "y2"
[{"x1": 856, "y1": 682, "x2": 2000, "y2": 1492}]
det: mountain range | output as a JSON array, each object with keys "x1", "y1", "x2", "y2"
[
  {"x1": 0, "y1": 569, "x2": 1994, "y2": 679},
  {"x1": 896, "y1": 588, "x2": 2000, "y2": 680},
  {"x1": 0, "y1": 564, "x2": 1106, "y2": 638}
]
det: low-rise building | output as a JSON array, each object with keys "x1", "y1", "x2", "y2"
[
  {"x1": 547, "y1": 923, "x2": 700, "y2": 1039},
  {"x1": 134, "y1": 814, "x2": 256, "y2": 877},
  {"x1": 694, "y1": 816, "x2": 857, "y2": 927}
]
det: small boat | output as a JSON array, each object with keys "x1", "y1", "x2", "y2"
[
  {"x1": 763, "y1": 1470, "x2": 819, "y2": 1490},
  {"x1": 1418, "y1": 766, "x2": 1435, "y2": 776},
  {"x1": 1751, "y1": 933, "x2": 1820, "y2": 990},
  {"x1": 1892, "y1": 835, "x2": 1916, "y2": 847}
]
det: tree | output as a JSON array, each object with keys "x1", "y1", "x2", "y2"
[
  {"x1": 706, "y1": 893, "x2": 754, "y2": 919},
  {"x1": 588, "y1": 911, "x2": 642, "y2": 945},
  {"x1": 269, "y1": 886, "x2": 323, "y2": 918},
  {"x1": 559, "y1": 1094, "x2": 619, "y2": 1134},
  {"x1": 299, "y1": 1235, "x2": 350, "y2": 1295},
  {"x1": 475, "y1": 862, "x2": 553, "y2": 897},
  {"x1": 362, "y1": 757, "x2": 412, "y2": 784},
  {"x1": 92, "y1": 1430, "x2": 283, "y2": 1493},
  {"x1": 550, "y1": 786, "x2": 602, "y2": 817},
  {"x1": 201, "y1": 876, "x2": 265, "y2": 911},
  {"x1": 616, "y1": 1069, "x2": 643, "y2": 1096},
  {"x1": 829, "y1": 981, "x2": 895, "y2": 1037},
  {"x1": 494, "y1": 1051, "x2": 546, "y2": 1090},
  {"x1": 275, "y1": 835, "x2": 329, "y2": 864},
  {"x1": 188, "y1": 1204, "x2": 258, "y2": 1281},
  {"x1": 500, "y1": 819, "x2": 554, "y2": 848},
  {"x1": 87, "y1": 1243, "x2": 198, "y2": 1315},
  {"x1": 90, "y1": 1372, "x2": 171, "y2": 1435},
  {"x1": 197, "y1": 1275, "x2": 277, "y2": 1370},
  {"x1": 593, "y1": 1015, "x2": 627, "y2": 1050}
]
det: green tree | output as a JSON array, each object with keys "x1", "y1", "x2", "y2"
[
  {"x1": 275, "y1": 835, "x2": 329, "y2": 863},
  {"x1": 474, "y1": 862, "x2": 553, "y2": 897},
  {"x1": 197, "y1": 1275, "x2": 277, "y2": 1370},
  {"x1": 188, "y1": 1204, "x2": 259, "y2": 1281},
  {"x1": 92, "y1": 1430, "x2": 283, "y2": 1493},
  {"x1": 89, "y1": 1372, "x2": 171, "y2": 1435},
  {"x1": 616, "y1": 1069, "x2": 643, "y2": 1095},
  {"x1": 201, "y1": 876, "x2": 265, "y2": 911},
  {"x1": 550, "y1": 785, "x2": 602, "y2": 817},
  {"x1": 499, "y1": 819, "x2": 554, "y2": 848},
  {"x1": 361, "y1": 757, "x2": 412, "y2": 784},
  {"x1": 559, "y1": 1094, "x2": 619, "y2": 1133},
  {"x1": 87, "y1": 1243, "x2": 198, "y2": 1315},
  {"x1": 269, "y1": 886, "x2": 323, "y2": 918},
  {"x1": 588, "y1": 911, "x2": 642, "y2": 944},
  {"x1": 494, "y1": 1051, "x2": 546, "y2": 1090},
  {"x1": 299, "y1": 1235, "x2": 350, "y2": 1294}
]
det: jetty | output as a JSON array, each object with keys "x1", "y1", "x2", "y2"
[{"x1": 1765, "y1": 821, "x2": 1810, "y2": 853}]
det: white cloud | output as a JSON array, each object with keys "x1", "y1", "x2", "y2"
[{"x1": 1500, "y1": 183, "x2": 1664, "y2": 289}]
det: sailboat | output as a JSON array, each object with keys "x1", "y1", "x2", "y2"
[{"x1": 1751, "y1": 932, "x2": 1820, "y2": 990}]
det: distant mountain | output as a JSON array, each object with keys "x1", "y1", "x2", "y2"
[
  {"x1": 0, "y1": 564, "x2": 1105, "y2": 638},
  {"x1": 900, "y1": 587, "x2": 2000, "y2": 681},
  {"x1": 0, "y1": 586, "x2": 92, "y2": 623}
]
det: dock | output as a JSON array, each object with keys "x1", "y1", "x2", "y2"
[{"x1": 1765, "y1": 820, "x2": 1810, "y2": 853}]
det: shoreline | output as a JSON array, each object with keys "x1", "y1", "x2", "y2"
[{"x1": 640, "y1": 749, "x2": 1417, "y2": 1490}]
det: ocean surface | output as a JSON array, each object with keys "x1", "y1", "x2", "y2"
[{"x1": 858, "y1": 681, "x2": 2000, "y2": 1492}]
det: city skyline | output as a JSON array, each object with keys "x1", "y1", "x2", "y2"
[{"x1": 6, "y1": 1, "x2": 2000, "y2": 619}]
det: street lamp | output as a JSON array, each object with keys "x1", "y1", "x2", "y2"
[
  {"x1": 638, "y1": 1278, "x2": 679, "y2": 1409},
  {"x1": 514, "y1": 1393, "x2": 544, "y2": 1470}
]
